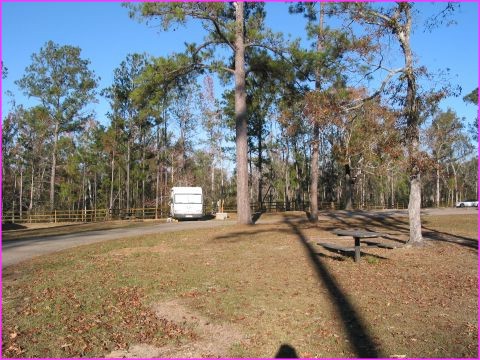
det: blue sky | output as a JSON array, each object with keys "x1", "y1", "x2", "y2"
[{"x1": 1, "y1": 1, "x2": 479, "y2": 132}]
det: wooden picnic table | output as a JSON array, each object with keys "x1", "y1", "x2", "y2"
[{"x1": 332, "y1": 229, "x2": 381, "y2": 263}]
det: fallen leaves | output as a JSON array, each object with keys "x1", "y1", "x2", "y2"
[{"x1": 5, "y1": 344, "x2": 24, "y2": 356}]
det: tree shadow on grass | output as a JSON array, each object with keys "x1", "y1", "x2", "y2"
[
  {"x1": 422, "y1": 229, "x2": 478, "y2": 250},
  {"x1": 283, "y1": 216, "x2": 383, "y2": 358},
  {"x1": 319, "y1": 247, "x2": 390, "y2": 262},
  {"x1": 2, "y1": 223, "x2": 28, "y2": 231},
  {"x1": 252, "y1": 211, "x2": 264, "y2": 224},
  {"x1": 320, "y1": 210, "x2": 477, "y2": 250},
  {"x1": 321, "y1": 210, "x2": 410, "y2": 237}
]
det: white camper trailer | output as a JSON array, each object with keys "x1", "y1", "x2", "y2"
[{"x1": 170, "y1": 187, "x2": 204, "y2": 219}]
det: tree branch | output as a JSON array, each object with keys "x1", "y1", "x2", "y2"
[{"x1": 343, "y1": 67, "x2": 404, "y2": 112}]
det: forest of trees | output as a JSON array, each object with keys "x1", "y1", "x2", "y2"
[{"x1": 2, "y1": 3, "x2": 478, "y2": 239}]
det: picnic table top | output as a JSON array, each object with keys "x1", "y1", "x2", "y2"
[{"x1": 332, "y1": 229, "x2": 381, "y2": 238}]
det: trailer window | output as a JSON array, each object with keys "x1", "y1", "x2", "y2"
[{"x1": 174, "y1": 194, "x2": 202, "y2": 204}]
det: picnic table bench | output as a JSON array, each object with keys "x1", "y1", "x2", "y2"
[{"x1": 325, "y1": 229, "x2": 381, "y2": 263}]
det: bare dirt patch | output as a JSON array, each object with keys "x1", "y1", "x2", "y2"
[{"x1": 106, "y1": 299, "x2": 244, "y2": 358}]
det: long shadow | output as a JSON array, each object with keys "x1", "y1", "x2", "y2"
[
  {"x1": 322, "y1": 210, "x2": 411, "y2": 235},
  {"x1": 422, "y1": 229, "x2": 478, "y2": 249},
  {"x1": 321, "y1": 210, "x2": 477, "y2": 250},
  {"x1": 284, "y1": 217, "x2": 382, "y2": 358}
]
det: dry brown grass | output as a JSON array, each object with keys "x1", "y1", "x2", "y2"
[{"x1": 2, "y1": 212, "x2": 477, "y2": 358}]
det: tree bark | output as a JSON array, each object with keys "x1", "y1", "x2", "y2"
[
  {"x1": 234, "y1": 1, "x2": 252, "y2": 224},
  {"x1": 109, "y1": 150, "x2": 115, "y2": 215},
  {"x1": 257, "y1": 127, "x2": 263, "y2": 208},
  {"x1": 126, "y1": 139, "x2": 131, "y2": 212},
  {"x1": 408, "y1": 156, "x2": 423, "y2": 244},
  {"x1": 211, "y1": 155, "x2": 215, "y2": 207},
  {"x1": 82, "y1": 164, "x2": 87, "y2": 220},
  {"x1": 39, "y1": 162, "x2": 46, "y2": 208},
  {"x1": 397, "y1": 3, "x2": 423, "y2": 245},
  {"x1": 344, "y1": 163, "x2": 354, "y2": 210},
  {"x1": 29, "y1": 164, "x2": 34, "y2": 212},
  {"x1": 155, "y1": 121, "x2": 161, "y2": 219},
  {"x1": 390, "y1": 173, "x2": 395, "y2": 208},
  {"x1": 12, "y1": 172, "x2": 16, "y2": 222},
  {"x1": 19, "y1": 168, "x2": 23, "y2": 220},
  {"x1": 88, "y1": 178, "x2": 94, "y2": 210},
  {"x1": 309, "y1": 3, "x2": 324, "y2": 222},
  {"x1": 142, "y1": 131, "x2": 146, "y2": 216},
  {"x1": 284, "y1": 139, "x2": 291, "y2": 211},
  {"x1": 451, "y1": 163, "x2": 458, "y2": 204},
  {"x1": 50, "y1": 123, "x2": 59, "y2": 211},
  {"x1": 310, "y1": 123, "x2": 319, "y2": 219}
]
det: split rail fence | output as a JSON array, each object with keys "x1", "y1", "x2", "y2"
[{"x1": 2, "y1": 201, "x2": 407, "y2": 224}]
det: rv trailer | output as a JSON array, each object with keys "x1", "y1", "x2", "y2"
[{"x1": 169, "y1": 187, "x2": 204, "y2": 219}]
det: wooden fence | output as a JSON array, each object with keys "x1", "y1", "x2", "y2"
[
  {"x1": 1, "y1": 207, "x2": 169, "y2": 224},
  {"x1": 2, "y1": 201, "x2": 407, "y2": 224}
]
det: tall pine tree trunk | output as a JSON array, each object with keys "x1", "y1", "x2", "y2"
[
  {"x1": 284, "y1": 140, "x2": 291, "y2": 211},
  {"x1": 234, "y1": 1, "x2": 252, "y2": 224},
  {"x1": 155, "y1": 122, "x2": 161, "y2": 219},
  {"x1": 309, "y1": 3, "x2": 324, "y2": 222},
  {"x1": 109, "y1": 151, "x2": 115, "y2": 214},
  {"x1": 126, "y1": 140, "x2": 131, "y2": 212},
  {"x1": 142, "y1": 132, "x2": 146, "y2": 216},
  {"x1": 257, "y1": 130, "x2": 263, "y2": 208},
  {"x1": 50, "y1": 124, "x2": 59, "y2": 212},
  {"x1": 29, "y1": 164, "x2": 34, "y2": 212},
  {"x1": 211, "y1": 157, "x2": 215, "y2": 206},
  {"x1": 310, "y1": 124, "x2": 319, "y2": 219},
  {"x1": 19, "y1": 168, "x2": 23, "y2": 220}
]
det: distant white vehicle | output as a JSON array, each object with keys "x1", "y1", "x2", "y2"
[
  {"x1": 170, "y1": 187, "x2": 204, "y2": 219},
  {"x1": 455, "y1": 200, "x2": 478, "y2": 208}
]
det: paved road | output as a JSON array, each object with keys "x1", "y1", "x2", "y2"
[{"x1": 2, "y1": 220, "x2": 235, "y2": 268}]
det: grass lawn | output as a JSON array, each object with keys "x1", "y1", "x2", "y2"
[{"x1": 2, "y1": 211, "x2": 478, "y2": 358}]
